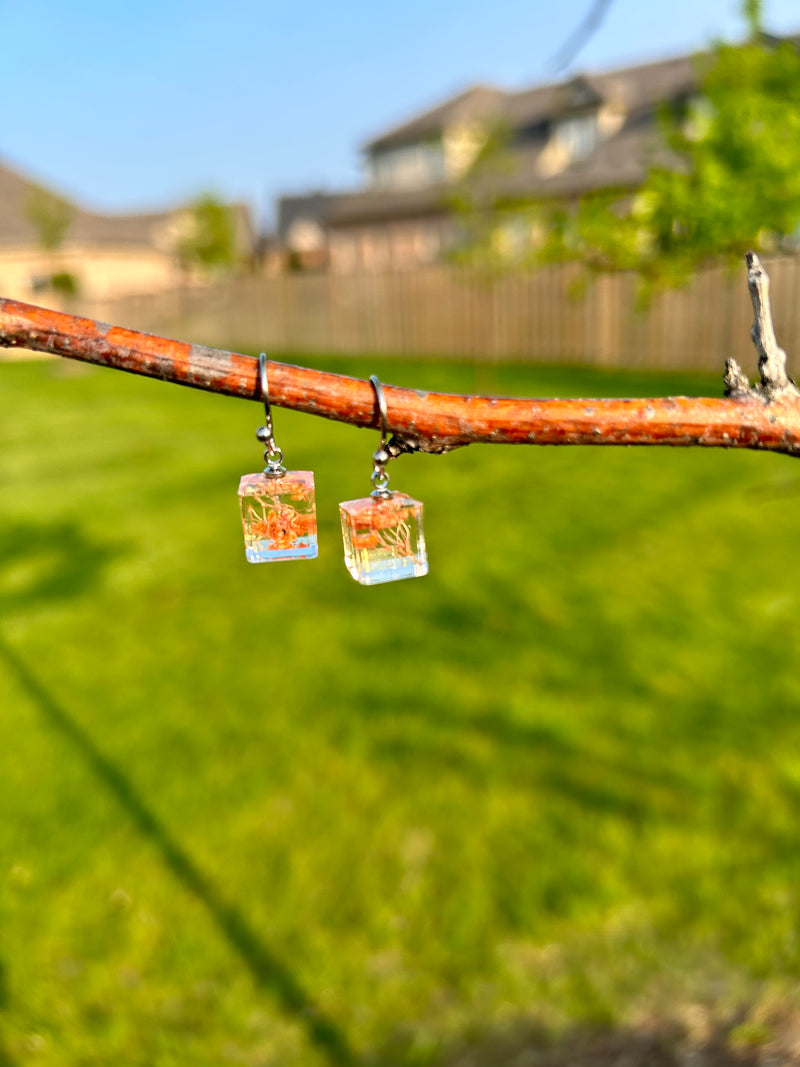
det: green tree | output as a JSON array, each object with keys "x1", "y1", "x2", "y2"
[
  {"x1": 25, "y1": 187, "x2": 73, "y2": 252},
  {"x1": 25, "y1": 186, "x2": 79, "y2": 298},
  {"x1": 557, "y1": 27, "x2": 800, "y2": 290},
  {"x1": 456, "y1": 5, "x2": 800, "y2": 293},
  {"x1": 176, "y1": 194, "x2": 236, "y2": 274}
]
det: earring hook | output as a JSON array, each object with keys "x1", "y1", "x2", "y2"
[
  {"x1": 369, "y1": 374, "x2": 388, "y2": 446},
  {"x1": 256, "y1": 353, "x2": 285, "y2": 477},
  {"x1": 369, "y1": 375, "x2": 392, "y2": 497},
  {"x1": 259, "y1": 353, "x2": 272, "y2": 423}
]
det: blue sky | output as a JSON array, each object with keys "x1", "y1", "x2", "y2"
[{"x1": 2, "y1": 0, "x2": 798, "y2": 229}]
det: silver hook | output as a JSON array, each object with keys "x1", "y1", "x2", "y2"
[
  {"x1": 369, "y1": 374, "x2": 392, "y2": 497},
  {"x1": 259, "y1": 353, "x2": 272, "y2": 425},
  {"x1": 256, "y1": 353, "x2": 285, "y2": 477},
  {"x1": 369, "y1": 374, "x2": 388, "y2": 446}
]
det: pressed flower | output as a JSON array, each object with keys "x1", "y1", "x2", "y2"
[
  {"x1": 340, "y1": 491, "x2": 428, "y2": 585},
  {"x1": 239, "y1": 470, "x2": 318, "y2": 563}
]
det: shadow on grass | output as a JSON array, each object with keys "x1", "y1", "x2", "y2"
[
  {"x1": 0, "y1": 634, "x2": 355, "y2": 1067},
  {"x1": 0, "y1": 961, "x2": 19, "y2": 1066},
  {"x1": 0, "y1": 521, "x2": 124, "y2": 614},
  {"x1": 432, "y1": 1020, "x2": 765, "y2": 1066},
  {"x1": 343, "y1": 682, "x2": 686, "y2": 828}
]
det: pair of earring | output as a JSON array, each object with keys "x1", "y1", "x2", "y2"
[{"x1": 237, "y1": 355, "x2": 428, "y2": 585}]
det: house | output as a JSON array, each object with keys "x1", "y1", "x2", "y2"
[
  {"x1": 0, "y1": 158, "x2": 256, "y2": 304},
  {"x1": 277, "y1": 50, "x2": 706, "y2": 274}
]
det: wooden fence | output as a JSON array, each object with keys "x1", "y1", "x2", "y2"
[{"x1": 78, "y1": 257, "x2": 800, "y2": 373}]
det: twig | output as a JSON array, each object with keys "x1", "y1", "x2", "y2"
[
  {"x1": 725, "y1": 250, "x2": 800, "y2": 402},
  {"x1": 1, "y1": 254, "x2": 799, "y2": 456}
]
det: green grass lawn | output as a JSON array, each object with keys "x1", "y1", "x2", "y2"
[{"x1": 2, "y1": 353, "x2": 800, "y2": 1065}]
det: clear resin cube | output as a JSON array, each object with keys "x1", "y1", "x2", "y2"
[
  {"x1": 238, "y1": 471, "x2": 318, "y2": 562},
  {"x1": 339, "y1": 492, "x2": 428, "y2": 585}
]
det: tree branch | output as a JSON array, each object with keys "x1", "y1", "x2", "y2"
[
  {"x1": 724, "y1": 251, "x2": 800, "y2": 405},
  {"x1": 1, "y1": 254, "x2": 799, "y2": 457},
  {"x1": 747, "y1": 250, "x2": 800, "y2": 399}
]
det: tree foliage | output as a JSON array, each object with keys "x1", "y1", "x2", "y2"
[
  {"x1": 176, "y1": 194, "x2": 237, "y2": 274},
  {"x1": 455, "y1": 7, "x2": 800, "y2": 293},
  {"x1": 25, "y1": 187, "x2": 73, "y2": 251},
  {"x1": 579, "y1": 33, "x2": 800, "y2": 287},
  {"x1": 24, "y1": 187, "x2": 80, "y2": 298}
]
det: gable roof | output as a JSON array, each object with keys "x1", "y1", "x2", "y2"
[
  {"x1": 285, "y1": 33, "x2": 800, "y2": 234},
  {"x1": 277, "y1": 191, "x2": 352, "y2": 242},
  {"x1": 0, "y1": 158, "x2": 164, "y2": 249},
  {"x1": 365, "y1": 85, "x2": 507, "y2": 151},
  {"x1": 0, "y1": 158, "x2": 255, "y2": 254},
  {"x1": 364, "y1": 52, "x2": 699, "y2": 153},
  {"x1": 315, "y1": 109, "x2": 677, "y2": 228},
  {"x1": 0, "y1": 162, "x2": 51, "y2": 246}
]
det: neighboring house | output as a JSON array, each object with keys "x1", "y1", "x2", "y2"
[
  {"x1": 277, "y1": 192, "x2": 347, "y2": 271},
  {"x1": 0, "y1": 159, "x2": 255, "y2": 303},
  {"x1": 276, "y1": 44, "x2": 784, "y2": 273}
]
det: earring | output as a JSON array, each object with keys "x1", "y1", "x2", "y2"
[
  {"x1": 339, "y1": 375, "x2": 428, "y2": 585},
  {"x1": 238, "y1": 354, "x2": 318, "y2": 563}
]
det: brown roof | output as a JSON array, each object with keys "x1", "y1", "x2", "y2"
[
  {"x1": 365, "y1": 85, "x2": 507, "y2": 151},
  {"x1": 0, "y1": 158, "x2": 255, "y2": 254},
  {"x1": 324, "y1": 52, "x2": 702, "y2": 226},
  {"x1": 327, "y1": 119, "x2": 669, "y2": 227},
  {"x1": 0, "y1": 159, "x2": 169, "y2": 249},
  {"x1": 327, "y1": 186, "x2": 451, "y2": 226},
  {"x1": 506, "y1": 123, "x2": 663, "y2": 200},
  {"x1": 583, "y1": 54, "x2": 697, "y2": 114},
  {"x1": 364, "y1": 52, "x2": 699, "y2": 153},
  {"x1": 283, "y1": 36, "x2": 799, "y2": 235},
  {"x1": 0, "y1": 162, "x2": 49, "y2": 246},
  {"x1": 501, "y1": 83, "x2": 580, "y2": 129}
]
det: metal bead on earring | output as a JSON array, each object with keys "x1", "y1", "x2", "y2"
[
  {"x1": 237, "y1": 354, "x2": 318, "y2": 563},
  {"x1": 339, "y1": 375, "x2": 428, "y2": 585}
]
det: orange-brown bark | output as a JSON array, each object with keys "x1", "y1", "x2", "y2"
[{"x1": 1, "y1": 293, "x2": 799, "y2": 457}]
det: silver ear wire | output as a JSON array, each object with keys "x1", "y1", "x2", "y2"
[
  {"x1": 369, "y1": 375, "x2": 392, "y2": 497},
  {"x1": 369, "y1": 374, "x2": 388, "y2": 445},
  {"x1": 259, "y1": 352, "x2": 272, "y2": 422},
  {"x1": 256, "y1": 353, "x2": 286, "y2": 477}
]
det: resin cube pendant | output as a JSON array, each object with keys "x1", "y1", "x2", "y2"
[
  {"x1": 239, "y1": 470, "x2": 318, "y2": 562},
  {"x1": 340, "y1": 491, "x2": 427, "y2": 585},
  {"x1": 240, "y1": 353, "x2": 318, "y2": 564}
]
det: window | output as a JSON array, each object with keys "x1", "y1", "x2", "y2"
[
  {"x1": 368, "y1": 142, "x2": 446, "y2": 190},
  {"x1": 555, "y1": 112, "x2": 599, "y2": 162},
  {"x1": 286, "y1": 217, "x2": 325, "y2": 254}
]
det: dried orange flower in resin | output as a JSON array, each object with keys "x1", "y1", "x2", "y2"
[
  {"x1": 338, "y1": 373, "x2": 427, "y2": 584},
  {"x1": 340, "y1": 492, "x2": 427, "y2": 585},
  {"x1": 238, "y1": 471, "x2": 318, "y2": 562}
]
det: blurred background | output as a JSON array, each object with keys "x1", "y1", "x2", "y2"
[{"x1": 3, "y1": 1, "x2": 800, "y2": 1064}]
